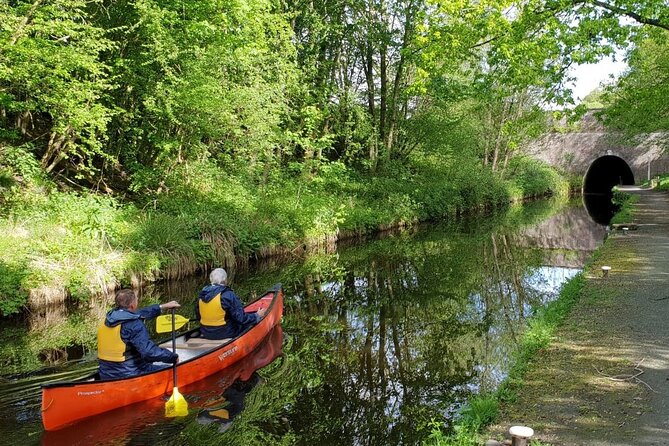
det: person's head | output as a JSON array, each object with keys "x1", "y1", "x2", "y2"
[
  {"x1": 115, "y1": 289, "x2": 138, "y2": 310},
  {"x1": 209, "y1": 268, "x2": 227, "y2": 285}
]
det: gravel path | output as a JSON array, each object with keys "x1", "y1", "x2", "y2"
[
  {"x1": 488, "y1": 186, "x2": 669, "y2": 445},
  {"x1": 610, "y1": 186, "x2": 669, "y2": 445}
]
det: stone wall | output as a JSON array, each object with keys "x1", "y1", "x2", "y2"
[{"x1": 524, "y1": 111, "x2": 669, "y2": 183}]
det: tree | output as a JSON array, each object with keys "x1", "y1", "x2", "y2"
[
  {"x1": 94, "y1": 0, "x2": 298, "y2": 189},
  {"x1": 600, "y1": 31, "x2": 669, "y2": 135},
  {"x1": 0, "y1": 0, "x2": 113, "y2": 178},
  {"x1": 284, "y1": 0, "x2": 428, "y2": 169}
]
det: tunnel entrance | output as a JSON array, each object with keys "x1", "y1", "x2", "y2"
[
  {"x1": 582, "y1": 155, "x2": 635, "y2": 225},
  {"x1": 582, "y1": 155, "x2": 635, "y2": 194}
]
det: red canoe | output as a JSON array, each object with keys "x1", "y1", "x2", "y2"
[
  {"x1": 41, "y1": 283, "x2": 284, "y2": 431},
  {"x1": 41, "y1": 324, "x2": 284, "y2": 445}
]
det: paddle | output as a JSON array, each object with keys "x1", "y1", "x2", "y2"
[
  {"x1": 156, "y1": 313, "x2": 190, "y2": 333},
  {"x1": 165, "y1": 308, "x2": 188, "y2": 417}
]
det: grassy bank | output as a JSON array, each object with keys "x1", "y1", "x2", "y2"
[
  {"x1": 610, "y1": 187, "x2": 638, "y2": 225},
  {"x1": 0, "y1": 147, "x2": 567, "y2": 316},
  {"x1": 652, "y1": 173, "x2": 669, "y2": 191}
]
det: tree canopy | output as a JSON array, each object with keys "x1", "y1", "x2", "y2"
[{"x1": 1, "y1": 0, "x2": 666, "y2": 187}]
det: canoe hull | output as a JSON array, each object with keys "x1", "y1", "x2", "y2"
[
  {"x1": 40, "y1": 324, "x2": 284, "y2": 446},
  {"x1": 41, "y1": 283, "x2": 283, "y2": 431}
]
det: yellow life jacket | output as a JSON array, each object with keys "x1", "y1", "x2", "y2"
[
  {"x1": 97, "y1": 322, "x2": 127, "y2": 362},
  {"x1": 199, "y1": 293, "x2": 227, "y2": 326}
]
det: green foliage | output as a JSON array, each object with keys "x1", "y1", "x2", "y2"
[
  {"x1": 0, "y1": 0, "x2": 663, "y2": 190},
  {"x1": 654, "y1": 174, "x2": 669, "y2": 191},
  {"x1": 0, "y1": 260, "x2": 29, "y2": 316},
  {"x1": 601, "y1": 32, "x2": 669, "y2": 135},
  {"x1": 0, "y1": 148, "x2": 569, "y2": 306},
  {"x1": 422, "y1": 419, "x2": 480, "y2": 446},
  {"x1": 0, "y1": 168, "x2": 13, "y2": 189},
  {"x1": 581, "y1": 88, "x2": 608, "y2": 109},
  {"x1": 0, "y1": 0, "x2": 592, "y2": 311},
  {"x1": 0, "y1": 145, "x2": 45, "y2": 184},
  {"x1": 421, "y1": 396, "x2": 500, "y2": 445},
  {"x1": 99, "y1": 0, "x2": 297, "y2": 181},
  {"x1": 459, "y1": 396, "x2": 500, "y2": 430},
  {"x1": 0, "y1": 0, "x2": 114, "y2": 178},
  {"x1": 610, "y1": 189, "x2": 638, "y2": 225},
  {"x1": 508, "y1": 157, "x2": 569, "y2": 199}
]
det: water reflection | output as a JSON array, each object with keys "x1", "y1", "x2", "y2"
[
  {"x1": 583, "y1": 192, "x2": 619, "y2": 226},
  {"x1": 188, "y1": 200, "x2": 604, "y2": 445},
  {"x1": 0, "y1": 199, "x2": 608, "y2": 445}
]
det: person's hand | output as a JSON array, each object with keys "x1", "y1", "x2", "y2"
[
  {"x1": 160, "y1": 300, "x2": 181, "y2": 311},
  {"x1": 257, "y1": 307, "x2": 267, "y2": 318}
]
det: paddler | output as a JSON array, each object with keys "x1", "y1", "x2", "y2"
[
  {"x1": 97, "y1": 289, "x2": 180, "y2": 379},
  {"x1": 195, "y1": 268, "x2": 266, "y2": 340}
]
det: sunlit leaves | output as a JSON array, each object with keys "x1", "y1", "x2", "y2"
[
  {"x1": 600, "y1": 31, "x2": 669, "y2": 134},
  {"x1": 0, "y1": 0, "x2": 114, "y2": 177}
]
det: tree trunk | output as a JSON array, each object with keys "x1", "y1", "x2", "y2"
[
  {"x1": 42, "y1": 130, "x2": 69, "y2": 173},
  {"x1": 6, "y1": 0, "x2": 43, "y2": 48},
  {"x1": 385, "y1": 0, "x2": 416, "y2": 155}
]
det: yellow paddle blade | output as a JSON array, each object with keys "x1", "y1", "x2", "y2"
[
  {"x1": 208, "y1": 408, "x2": 230, "y2": 420},
  {"x1": 156, "y1": 314, "x2": 190, "y2": 333},
  {"x1": 165, "y1": 387, "x2": 189, "y2": 417}
]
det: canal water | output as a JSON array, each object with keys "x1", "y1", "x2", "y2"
[{"x1": 0, "y1": 197, "x2": 611, "y2": 445}]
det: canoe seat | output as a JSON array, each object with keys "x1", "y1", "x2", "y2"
[{"x1": 160, "y1": 338, "x2": 232, "y2": 351}]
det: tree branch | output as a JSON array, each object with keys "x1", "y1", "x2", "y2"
[
  {"x1": 8, "y1": 0, "x2": 44, "y2": 47},
  {"x1": 583, "y1": 0, "x2": 669, "y2": 31}
]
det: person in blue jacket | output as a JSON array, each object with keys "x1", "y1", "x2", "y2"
[
  {"x1": 97, "y1": 289, "x2": 181, "y2": 380},
  {"x1": 195, "y1": 268, "x2": 266, "y2": 340}
]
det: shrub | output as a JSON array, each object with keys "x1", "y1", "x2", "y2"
[
  {"x1": 0, "y1": 261, "x2": 29, "y2": 316},
  {"x1": 507, "y1": 157, "x2": 567, "y2": 198}
]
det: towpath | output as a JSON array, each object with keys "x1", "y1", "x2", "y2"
[{"x1": 488, "y1": 186, "x2": 669, "y2": 445}]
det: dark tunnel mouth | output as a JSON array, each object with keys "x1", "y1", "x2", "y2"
[{"x1": 582, "y1": 155, "x2": 635, "y2": 194}]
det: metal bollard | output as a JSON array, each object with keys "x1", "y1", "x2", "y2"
[
  {"x1": 509, "y1": 426, "x2": 534, "y2": 446},
  {"x1": 601, "y1": 266, "x2": 611, "y2": 277}
]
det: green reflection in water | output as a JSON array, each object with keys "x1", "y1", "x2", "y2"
[
  {"x1": 0, "y1": 197, "x2": 605, "y2": 446},
  {"x1": 178, "y1": 198, "x2": 602, "y2": 446}
]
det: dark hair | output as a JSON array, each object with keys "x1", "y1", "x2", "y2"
[{"x1": 115, "y1": 289, "x2": 137, "y2": 309}]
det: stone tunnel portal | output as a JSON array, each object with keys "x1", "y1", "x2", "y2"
[{"x1": 582, "y1": 155, "x2": 635, "y2": 194}]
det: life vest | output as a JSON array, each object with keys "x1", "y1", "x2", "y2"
[
  {"x1": 97, "y1": 322, "x2": 127, "y2": 362},
  {"x1": 199, "y1": 293, "x2": 227, "y2": 326}
]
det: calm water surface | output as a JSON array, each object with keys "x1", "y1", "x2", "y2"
[{"x1": 0, "y1": 198, "x2": 610, "y2": 445}]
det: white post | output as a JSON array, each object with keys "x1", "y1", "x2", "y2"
[{"x1": 509, "y1": 426, "x2": 534, "y2": 446}]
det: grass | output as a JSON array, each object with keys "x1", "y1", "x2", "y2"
[
  {"x1": 610, "y1": 188, "x2": 638, "y2": 225},
  {"x1": 0, "y1": 152, "x2": 568, "y2": 317},
  {"x1": 652, "y1": 173, "x2": 669, "y2": 191}
]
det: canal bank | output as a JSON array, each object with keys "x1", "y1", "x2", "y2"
[{"x1": 488, "y1": 186, "x2": 669, "y2": 445}]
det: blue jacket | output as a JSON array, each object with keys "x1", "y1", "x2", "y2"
[
  {"x1": 98, "y1": 304, "x2": 177, "y2": 380},
  {"x1": 195, "y1": 284, "x2": 259, "y2": 340}
]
